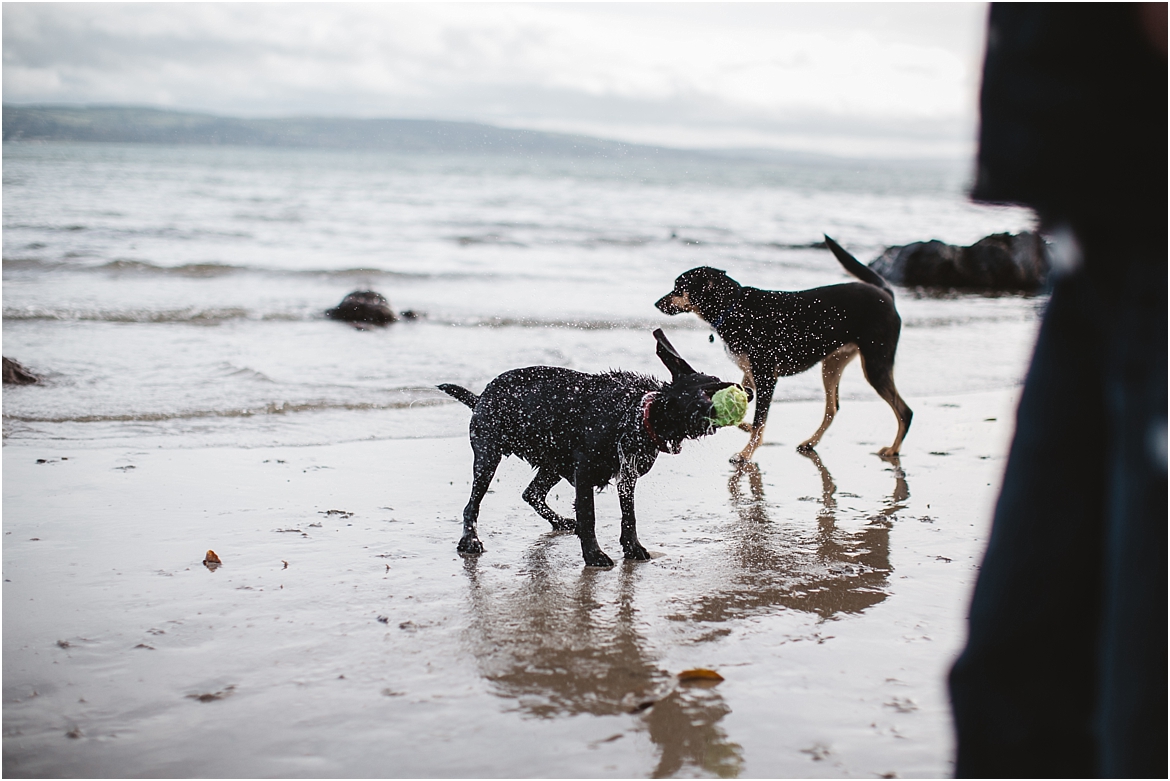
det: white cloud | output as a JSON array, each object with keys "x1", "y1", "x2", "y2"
[{"x1": 2, "y1": 2, "x2": 990, "y2": 158}]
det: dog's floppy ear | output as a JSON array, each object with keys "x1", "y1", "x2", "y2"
[{"x1": 653, "y1": 328, "x2": 698, "y2": 379}]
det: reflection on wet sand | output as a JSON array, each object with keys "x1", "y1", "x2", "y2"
[
  {"x1": 680, "y1": 452, "x2": 909, "y2": 623},
  {"x1": 458, "y1": 454, "x2": 907, "y2": 776},
  {"x1": 462, "y1": 547, "x2": 743, "y2": 777}
]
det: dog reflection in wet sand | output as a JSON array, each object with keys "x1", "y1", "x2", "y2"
[
  {"x1": 439, "y1": 329, "x2": 747, "y2": 567},
  {"x1": 685, "y1": 452, "x2": 909, "y2": 621},
  {"x1": 461, "y1": 546, "x2": 743, "y2": 778}
]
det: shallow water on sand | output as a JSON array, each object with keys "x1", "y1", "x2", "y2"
[{"x1": 4, "y1": 391, "x2": 1019, "y2": 777}]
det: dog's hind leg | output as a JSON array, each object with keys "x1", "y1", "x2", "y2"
[
  {"x1": 735, "y1": 369, "x2": 777, "y2": 463},
  {"x1": 799, "y1": 343, "x2": 860, "y2": 452},
  {"x1": 523, "y1": 467, "x2": 574, "y2": 530},
  {"x1": 458, "y1": 442, "x2": 501, "y2": 555},
  {"x1": 574, "y1": 462, "x2": 614, "y2": 567},
  {"x1": 617, "y1": 457, "x2": 650, "y2": 561},
  {"x1": 859, "y1": 352, "x2": 913, "y2": 457}
]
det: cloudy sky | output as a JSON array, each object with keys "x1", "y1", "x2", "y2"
[{"x1": 3, "y1": 2, "x2": 991, "y2": 158}]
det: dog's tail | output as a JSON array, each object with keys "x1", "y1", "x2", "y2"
[
  {"x1": 824, "y1": 234, "x2": 893, "y2": 295},
  {"x1": 437, "y1": 383, "x2": 479, "y2": 409}
]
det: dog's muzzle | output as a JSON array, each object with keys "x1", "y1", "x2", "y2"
[{"x1": 655, "y1": 293, "x2": 685, "y2": 315}]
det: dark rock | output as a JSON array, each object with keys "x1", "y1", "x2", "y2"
[
  {"x1": 3, "y1": 357, "x2": 40, "y2": 385},
  {"x1": 870, "y1": 232, "x2": 1051, "y2": 292},
  {"x1": 325, "y1": 290, "x2": 398, "y2": 326}
]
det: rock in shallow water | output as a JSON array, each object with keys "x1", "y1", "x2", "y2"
[
  {"x1": 3, "y1": 357, "x2": 41, "y2": 385},
  {"x1": 325, "y1": 290, "x2": 398, "y2": 326},
  {"x1": 870, "y1": 232, "x2": 1051, "y2": 293}
]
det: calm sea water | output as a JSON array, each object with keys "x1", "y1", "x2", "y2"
[{"x1": 3, "y1": 142, "x2": 1039, "y2": 448}]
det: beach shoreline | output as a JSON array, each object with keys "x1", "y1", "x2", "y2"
[{"x1": 4, "y1": 388, "x2": 1018, "y2": 778}]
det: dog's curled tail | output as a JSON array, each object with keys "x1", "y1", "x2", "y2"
[
  {"x1": 437, "y1": 383, "x2": 479, "y2": 409},
  {"x1": 824, "y1": 234, "x2": 893, "y2": 295}
]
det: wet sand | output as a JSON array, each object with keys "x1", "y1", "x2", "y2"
[{"x1": 3, "y1": 390, "x2": 1019, "y2": 778}]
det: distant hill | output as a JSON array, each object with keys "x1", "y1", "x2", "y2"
[{"x1": 1, "y1": 104, "x2": 699, "y2": 160}]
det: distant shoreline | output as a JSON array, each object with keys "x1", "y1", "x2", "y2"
[{"x1": 2, "y1": 104, "x2": 968, "y2": 167}]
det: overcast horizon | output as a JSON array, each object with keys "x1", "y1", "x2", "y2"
[{"x1": 3, "y1": 3, "x2": 991, "y2": 160}]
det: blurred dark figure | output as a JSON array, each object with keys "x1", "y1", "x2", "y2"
[{"x1": 949, "y1": 4, "x2": 1167, "y2": 778}]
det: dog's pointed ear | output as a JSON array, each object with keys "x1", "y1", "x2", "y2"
[{"x1": 653, "y1": 328, "x2": 698, "y2": 379}]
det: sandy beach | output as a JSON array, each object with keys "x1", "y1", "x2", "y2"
[
  {"x1": 4, "y1": 388, "x2": 1020, "y2": 778},
  {"x1": 4, "y1": 135, "x2": 1042, "y2": 778}
]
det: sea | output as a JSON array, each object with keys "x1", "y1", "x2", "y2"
[{"x1": 2, "y1": 141, "x2": 1040, "y2": 450}]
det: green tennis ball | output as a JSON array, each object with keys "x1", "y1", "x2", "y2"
[{"x1": 710, "y1": 385, "x2": 749, "y2": 428}]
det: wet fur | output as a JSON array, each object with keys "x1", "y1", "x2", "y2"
[
  {"x1": 439, "y1": 329, "x2": 742, "y2": 567},
  {"x1": 655, "y1": 235, "x2": 912, "y2": 461}
]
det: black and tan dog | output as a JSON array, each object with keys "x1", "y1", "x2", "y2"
[
  {"x1": 655, "y1": 235, "x2": 911, "y2": 462},
  {"x1": 439, "y1": 329, "x2": 745, "y2": 567}
]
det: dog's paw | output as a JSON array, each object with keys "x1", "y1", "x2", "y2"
[
  {"x1": 796, "y1": 442, "x2": 818, "y2": 453},
  {"x1": 583, "y1": 549, "x2": 615, "y2": 568},
  {"x1": 623, "y1": 545, "x2": 651, "y2": 561},
  {"x1": 729, "y1": 452, "x2": 754, "y2": 465},
  {"x1": 457, "y1": 536, "x2": 484, "y2": 555},
  {"x1": 876, "y1": 446, "x2": 901, "y2": 458},
  {"x1": 550, "y1": 516, "x2": 576, "y2": 531}
]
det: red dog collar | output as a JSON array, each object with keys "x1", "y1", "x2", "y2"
[{"x1": 641, "y1": 392, "x2": 673, "y2": 453}]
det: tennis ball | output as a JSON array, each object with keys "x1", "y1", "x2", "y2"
[{"x1": 710, "y1": 385, "x2": 749, "y2": 428}]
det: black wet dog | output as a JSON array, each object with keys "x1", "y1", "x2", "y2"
[
  {"x1": 439, "y1": 329, "x2": 744, "y2": 567},
  {"x1": 655, "y1": 235, "x2": 911, "y2": 461}
]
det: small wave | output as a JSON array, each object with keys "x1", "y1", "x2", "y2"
[
  {"x1": 2, "y1": 393, "x2": 451, "y2": 425},
  {"x1": 582, "y1": 235, "x2": 657, "y2": 247},
  {"x1": 312, "y1": 267, "x2": 434, "y2": 281},
  {"x1": 2, "y1": 257, "x2": 53, "y2": 270},
  {"x1": 4, "y1": 222, "x2": 252, "y2": 241},
  {"x1": 437, "y1": 314, "x2": 695, "y2": 331},
  {"x1": 437, "y1": 219, "x2": 544, "y2": 230},
  {"x1": 233, "y1": 211, "x2": 304, "y2": 224},
  {"x1": 219, "y1": 363, "x2": 276, "y2": 382},
  {"x1": 98, "y1": 259, "x2": 241, "y2": 277},
  {"x1": 450, "y1": 234, "x2": 527, "y2": 247},
  {"x1": 2, "y1": 306, "x2": 253, "y2": 323},
  {"x1": 902, "y1": 313, "x2": 1037, "y2": 328},
  {"x1": 760, "y1": 240, "x2": 829, "y2": 250},
  {"x1": 1, "y1": 255, "x2": 472, "y2": 282},
  {"x1": 2, "y1": 304, "x2": 706, "y2": 330}
]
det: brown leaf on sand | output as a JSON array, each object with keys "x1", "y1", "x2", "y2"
[
  {"x1": 203, "y1": 550, "x2": 222, "y2": 571},
  {"x1": 678, "y1": 668, "x2": 724, "y2": 685}
]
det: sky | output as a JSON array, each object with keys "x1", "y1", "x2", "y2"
[{"x1": 2, "y1": 2, "x2": 991, "y2": 159}]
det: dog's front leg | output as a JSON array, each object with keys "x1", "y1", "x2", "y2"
[
  {"x1": 617, "y1": 458, "x2": 650, "y2": 561},
  {"x1": 574, "y1": 462, "x2": 614, "y2": 567},
  {"x1": 735, "y1": 371, "x2": 777, "y2": 463}
]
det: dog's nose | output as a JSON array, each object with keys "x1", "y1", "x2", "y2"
[{"x1": 655, "y1": 294, "x2": 680, "y2": 315}]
